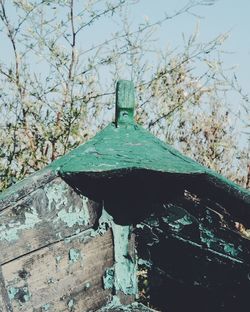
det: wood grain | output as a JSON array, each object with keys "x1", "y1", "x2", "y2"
[
  {"x1": 0, "y1": 177, "x2": 100, "y2": 265},
  {"x1": 2, "y1": 229, "x2": 114, "y2": 312}
]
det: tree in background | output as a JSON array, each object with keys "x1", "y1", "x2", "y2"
[{"x1": 0, "y1": 0, "x2": 249, "y2": 190}]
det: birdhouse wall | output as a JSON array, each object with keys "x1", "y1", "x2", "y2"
[{"x1": 0, "y1": 173, "x2": 136, "y2": 312}]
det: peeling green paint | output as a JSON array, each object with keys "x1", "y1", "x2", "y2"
[
  {"x1": 137, "y1": 258, "x2": 152, "y2": 268},
  {"x1": 67, "y1": 298, "x2": 74, "y2": 310},
  {"x1": 56, "y1": 204, "x2": 89, "y2": 228},
  {"x1": 68, "y1": 248, "x2": 81, "y2": 263},
  {"x1": 95, "y1": 207, "x2": 113, "y2": 236},
  {"x1": 42, "y1": 303, "x2": 51, "y2": 311},
  {"x1": 112, "y1": 223, "x2": 137, "y2": 295},
  {"x1": 8, "y1": 287, "x2": 18, "y2": 300},
  {"x1": 223, "y1": 244, "x2": 239, "y2": 257},
  {"x1": 0, "y1": 207, "x2": 40, "y2": 242},
  {"x1": 199, "y1": 226, "x2": 216, "y2": 249},
  {"x1": 45, "y1": 182, "x2": 90, "y2": 228},
  {"x1": 91, "y1": 205, "x2": 137, "y2": 296},
  {"x1": 7, "y1": 286, "x2": 31, "y2": 303},
  {"x1": 177, "y1": 215, "x2": 193, "y2": 226},
  {"x1": 44, "y1": 182, "x2": 68, "y2": 210},
  {"x1": 44, "y1": 181, "x2": 90, "y2": 228},
  {"x1": 161, "y1": 205, "x2": 196, "y2": 234},
  {"x1": 103, "y1": 267, "x2": 115, "y2": 290},
  {"x1": 97, "y1": 296, "x2": 154, "y2": 311},
  {"x1": 55, "y1": 256, "x2": 62, "y2": 264},
  {"x1": 97, "y1": 295, "x2": 121, "y2": 311},
  {"x1": 83, "y1": 282, "x2": 91, "y2": 290},
  {"x1": 199, "y1": 225, "x2": 241, "y2": 259}
]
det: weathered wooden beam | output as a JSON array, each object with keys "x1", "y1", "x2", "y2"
[
  {"x1": 0, "y1": 177, "x2": 100, "y2": 265},
  {"x1": 0, "y1": 267, "x2": 12, "y2": 312},
  {"x1": 0, "y1": 169, "x2": 57, "y2": 212},
  {"x1": 2, "y1": 229, "x2": 114, "y2": 312},
  {"x1": 136, "y1": 193, "x2": 250, "y2": 312}
]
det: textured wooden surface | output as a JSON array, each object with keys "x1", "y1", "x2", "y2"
[
  {"x1": 0, "y1": 177, "x2": 100, "y2": 265},
  {"x1": 136, "y1": 191, "x2": 250, "y2": 312},
  {"x1": 115, "y1": 80, "x2": 135, "y2": 125},
  {"x1": 2, "y1": 229, "x2": 113, "y2": 312},
  {"x1": 96, "y1": 302, "x2": 158, "y2": 311},
  {"x1": 0, "y1": 169, "x2": 56, "y2": 211}
]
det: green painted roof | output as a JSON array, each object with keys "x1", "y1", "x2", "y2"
[
  {"x1": 49, "y1": 121, "x2": 249, "y2": 202},
  {"x1": 51, "y1": 123, "x2": 204, "y2": 175},
  {"x1": 1, "y1": 80, "x2": 249, "y2": 213}
]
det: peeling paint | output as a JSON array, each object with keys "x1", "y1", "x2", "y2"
[
  {"x1": 0, "y1": 207, "x2": 40, "y2": 242},
  {"x1": 67, "y1": 298, "x2": 74, "y2": 310},
  {"x1": 44, "y1": 183, "x2": 68, "y2": 210},
  {"x1": 97, "y1": 296, "x2": 153, "y2": 311},
  {"x1": 199, "y1": 226, "x2": 216, "y2": 249},
  {"x1": 112, "y1": 223, "x2": 137, "y2": 295},
  {"x1": 177, "y1": 215, "x2": 193, "y2": 226},
  {"x1": 199, "y1": 225, "x2": 241, "y2": 259},
  {"x1": 68, "y1": 248, "x2": 81, "y2": 263},
  {"x1": 56, "y1": 205, "x2": 89, "y2": 228},
  {"x1": 137, "y1": 258, "x2": 152, "y2": 268},
  {"x1": 97, "y1": 295, "x2": 121, "y2": 311},
  {"x1": 83, "y1": 282, "x2": 91, "y2": 290},
  {"x1": 45, "y1": 182, "x2": 90, "y2": 228},
  {"x1": 8, "y1": 287, "x2": 18, "y2": 300},
  {"x1": 42, "y1": 303, "x2": 51, "y2": 311},
  {"x1": 7, "y1": 286, "x2": 31, "y2": 303},
  {"x1": 55, "y1": 256, "x2": 62, "y2": 264},
  {"x1": 223, "y1": 244, "x2": 239, "y2": 257},
  {"x1": 103, "y1": 267, "x2": 115, "y2": 290},
  {"x1": 92, "y1": 204, "x2": 137, "y2": 296}
]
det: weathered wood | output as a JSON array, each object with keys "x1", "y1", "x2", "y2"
[
  {"x1": 0, "y1": 267, "x2": 11, "y2": 312},
  {"x1": 0, "y1": 290, "x2": 7, "y2": 312},
  {"x1": 0, "y1": 296, "x2": 7, "y2": 312},
  {"x1": 0, "y1": 169, "x2": 57, "y2": 212},
  {"x1": 2, "y1": 229, "x2": 113, "y2": 312},
  {"x1": 115, "y1": 80, "x2": 135, "y2": 125},
  {"x1": 0, "y1": 177, "x2": 100, "y2": 265},
  {"x1": 96, "y1": 302, "x2": 158, "y2": 311},
  {"x1": 136, "y1": 193, "x2": 250, "y2": 312}
]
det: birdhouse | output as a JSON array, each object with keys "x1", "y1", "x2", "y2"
[{"x1": 0, "y1": 80, "x2": 250, "y2": 312}]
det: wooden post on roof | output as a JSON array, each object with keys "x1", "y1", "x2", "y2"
[{"x1": 115, "y1": 80, "x2": 135, "y2": 126}]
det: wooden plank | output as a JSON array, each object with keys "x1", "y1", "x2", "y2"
[
  {"x1": 0, "y1": 169, "x2": 56, "y2": 212},
  {"x1": 0, "y1": 296, "x2": 7, "y2": 312},
  {"x1": 0, "y1": 177, "x2": 100, "y2": 265},
  {"x1": 0, "y1": 181, "x2": 98, "y2": 263},
  {"x1": 0, "y1": 267, "x2": 11, "y2": 312},
  {"x1": 136, "y1": 195, "x2": 250, "y2": 312},
  {"x1": 2, "y1": 229, "x2": 113, "y2": 312},
  {"x1": 96, "y1": 302, "x2": 158, "y2": 311},
  {"x1": 0, "y1": 289, "x2": 7, "y2": 312}
]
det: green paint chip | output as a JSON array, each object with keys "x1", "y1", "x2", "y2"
[
  {"x1": 224, "y1": 244, "x2": 239, "y2": 257},
  {"x1": 42, "y1": 303, "x2": 51, "y2": 311},
  {"x1": 8, "y1": 286, "x2": 31, "y2": 303},
  {"x1": 103, "y1": 267, "x2": 115, "y2": 289},
  {"x1": 68, "y1": 248, "x2": 81, "y2": 263},
  {"x1": 68, "y1": 298, "x2": 74, "y2": 310}
]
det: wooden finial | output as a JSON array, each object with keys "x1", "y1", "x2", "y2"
[{"x1": 115, "y1": 80, "x2": 135, "y2": 126}]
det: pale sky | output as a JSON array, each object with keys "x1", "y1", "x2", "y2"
[{"x1": 132, "y1": 0, "x2": 250, "y2": 94}]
